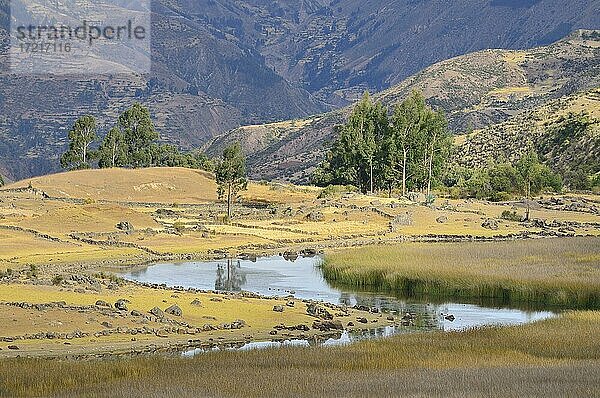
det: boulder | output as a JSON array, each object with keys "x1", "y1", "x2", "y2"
[
  {"x1": 306, "y1": 303, "x2": 333, "y2": 320},
  {"x1": 95, "y1": 300, "x2": 111, "y2": 308},
  {"x1": 149, "y1": 306, "x2": 165, "y2": 318},
  {"x1": 273, "y1": 305, "x2": 285, "y2": 313},
  {"x1": 116, "y1": 221, "x2": 134, "y2": 232},
  {"x1": 190, "y1": 298, "x2": 202, "y2": 306},
  {"x1": 165, "y1": 304, "x2": 182, "y2": 317},
  {"x1": 481, "y1": 218, "x2": 499, "y2": 230},
  {"x1": 114, "y1": 299, "x2": 128, "y2": 311}
]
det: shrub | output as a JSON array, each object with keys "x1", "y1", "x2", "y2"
[
  {"x1": 52, "y1": 275, "x2": 64, "y2": 285},
  {"x1": 83, "y1": 198, "x2": 95, "y2": 205},
  {"x1": 318, "y1": 185, "x2": 358, "y2": 199},
  {"x1": 172, "y1": 221, "x2": 186, "y2": 234},
  {"x1": 500, "y1": 210, "x2": 523, "y2": 222}
]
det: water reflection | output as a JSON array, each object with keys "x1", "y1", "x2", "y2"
[
  {"x1": 122, "y1": 255, "x2": 556, "y2": 335},
  {"x1": 215, "y1": 259, "x2": 246, "y2": 292}
]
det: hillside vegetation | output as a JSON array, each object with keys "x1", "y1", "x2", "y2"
[
  {"x1": 205, "y1": 31, "x2": 600, "y2": 183},
  {"x1": 455, "y1": 88, "x2": 600, "y2": 189}
]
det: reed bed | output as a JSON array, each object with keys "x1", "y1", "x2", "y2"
[
  {"x1": 0, "y1": 312, "x2": 598, "y2": 397},
  {"x1": 322, "y1": 237, "x2": 600, "y2": 308}
]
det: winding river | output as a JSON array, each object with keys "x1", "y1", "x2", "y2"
[{"x1": 119, "y1": 255, "x2": 556, "y2": 353}]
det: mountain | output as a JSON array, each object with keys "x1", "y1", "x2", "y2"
[
  {"x1": 204, "y1": 30, "x2": 600, "y2": 183},
  {"x1": 1, "y1": 0, "x2": 599, "y2": 181},
  {"x1": 455, "y1": 88, "x2": 600, "y2": 187}
]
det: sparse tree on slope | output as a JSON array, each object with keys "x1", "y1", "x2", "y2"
[
  {"x1": 215, "y1": 143, "x2": 248, "y2": 221},
  {"x1": 60, "y1": 115, "x2": 97, "y2": 170}
]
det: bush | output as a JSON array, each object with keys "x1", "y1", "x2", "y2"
[
  {"x1": 500, "y1": 210, "x2": 523, "y2": 222},
  {"x1": 490, "y1": 191, "x2": 513, "y2": 202},
  {"x1": 172, "y1": 221, "x2": 186, "y2": 234},
  {"x1": 318, "y1": 185, "x2": 358, "y2": 199},
  {"x1": 52, "y1": 275, "x2": 64, "y2": 285},
  {"x1": 83, "y1": 198, "x2": 95, "y2": 205},
  {"x1": 26, "y1": 265, "x2": 38, "y2": 279}
]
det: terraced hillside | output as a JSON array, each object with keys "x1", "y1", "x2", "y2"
[{"x1": 205, "y1": 31, "x2": 600, "y2": 183}]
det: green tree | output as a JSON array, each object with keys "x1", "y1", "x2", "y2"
[
  {"x1": 60, "y1": 115, "x2": 97, "y2": 170},
  {"x1": 423, "y1": 110, "x2": 451, "y2": 197},
  {"x1": 391, "y1": 91, "x2": 427, "y2": 196},
  {"x1": 315, "y1": 93, "x2": 389, "y2": 193},
  {"x1": 97, "y1": 127, "x2": 127, "y2": 168},
  {"x1": 118, "y1": 103, "x2": 158, "y2": 167},
  {"x1": 516, "y1": 150, "x2": 562, "y2": 219},
  {"x1": 215, "y1": 143, "x2": 248, "y2": 221}
]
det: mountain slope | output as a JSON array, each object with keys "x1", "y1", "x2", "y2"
[
  {"x1": 1, "y1": 1, "x2": 599, "y2": 181},
  {"x1": 204, "y1": 31, "x2": 600, "y2": 183},
  {"x1": 455, "y1": 88, "x2": 600, "y2": 186}
]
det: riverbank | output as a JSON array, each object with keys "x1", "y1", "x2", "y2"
[
  {"x1": 1, "y1": 311, "x2": 598, "y2": 397},
  {"x1": 322, "y1": 237, "x2": 600, "y2": 308},
  {"x1": 0, "y1": 280, "x2": 386, "y2": 359}
]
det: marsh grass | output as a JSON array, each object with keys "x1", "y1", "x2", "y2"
[
  {"x1": 0, "y1": 312, "x2": 598, "y2": 397},
  {"x1": 322, "y1": 237, "x2": 600, "y2": 308}
]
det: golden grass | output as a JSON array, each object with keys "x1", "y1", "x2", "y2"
[
  {"x1": 322, "y1": 237, "x2": 600, "y2": 308},
  {"x1": 3, "y1": 167, "x2": 318, "y2": 205},
  {"x1": 0, "y1": 312, "x2": 598, "y2": 397}
]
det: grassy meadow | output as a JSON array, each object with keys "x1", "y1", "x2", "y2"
[
  {"x1": 1, "y1": 311, "x2": 598, "y2": 397},
  {"x1": 322, "y1": 237, "x2": 600, "y2": 308}
]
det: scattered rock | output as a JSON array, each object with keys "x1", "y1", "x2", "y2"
[
  {"x1": 116, "y1": 221, "x2": 134, "y2": 232},
  {"x1": 444, "y1": 314, "x2": 456, "y2": 322},
  {"x1": 114, "y1": 299, "x2": 128, "y2": 311},
  {"x1": 306, "y1": 303, "x2": 333, "y2": 320},
  {"x1": 165, "y1": 304, "x2": 182, "y2": 317},
  {"x1": 305, "y1": 211, "x2": 324, "y2": 222},
  {"x1": 190, "y1": 299, "x2": 202, "y2": 306},
  {"x1": 273, "y1": 305, "x2": 285, "y2": 313},
  {"x1": 101, "y1": 321, "x2": 113, "y2": 328},
  {"x1": 481, "y1": 218, "x2": 499, "y2": 230},
  {"x1": 7, "y1": 345, "x2": 19, "y2": 350},
  {"x1": 130, "y1": 310, "x2": 142, "y2": 317},
  {"x1": 436, "y1": 216, "x2": 448, "y2": 224},
  {"x1": 95, "y1": 300, "x2": 111, "y2": 308},
  {"x1": 312, "y1": 320, "x2": 343, "y2": 331},
  {"x1": 149, "y1": 306, "x2": 165, "y2": 318},
  {"x1": 357, "y1": 317, "x2": 368, "y2": 324},
  {"x1": 286, "y1": 301, "x2": 295, "y2": 308}
]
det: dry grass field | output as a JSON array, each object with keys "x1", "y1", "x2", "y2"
[
  {"x1": 0, "y1": 311, "x2": 598, "y2": 397},
  {"x1": 1, "y1": 167, "x2": 599, "y2": 270}
]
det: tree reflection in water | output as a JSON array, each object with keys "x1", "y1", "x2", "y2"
[{"x1": 215, "y1": 259, "x2": 247, "y2": 292}]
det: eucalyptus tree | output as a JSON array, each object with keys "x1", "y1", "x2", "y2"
[{"x1": 60, "y1": 115, "x2": 97, "y2": 170}]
